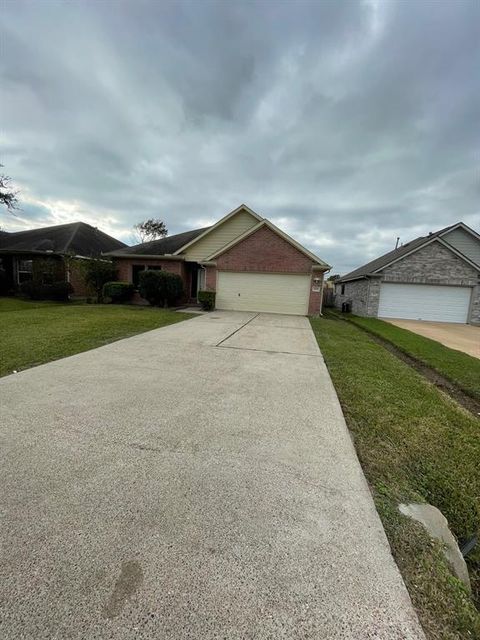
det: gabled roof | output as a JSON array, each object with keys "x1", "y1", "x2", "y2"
[
  {"x1": 0, "y1": 221, "x2": 126, "y2": 257},
  {"x1": 105, "y1": 226, "x2": 209, "y2": 257},
  {"x1": 172, "y1": 204, "x2": 263, "y2": 255},
  {"x1": 339, "y1": 222, "x2": 480, "y2": 282},
  {"x1": 206, "y1": 218, "x2": 331, "y2": 268}
]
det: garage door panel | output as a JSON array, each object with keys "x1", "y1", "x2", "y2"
[
  {"x1": 216, "y1": 272, "x2": 310, "y2": 315},
  {"x1": 378, "y1": 283, "x2": 470, "y2": 323}
]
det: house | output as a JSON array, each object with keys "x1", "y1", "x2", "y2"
[
  {"x1": 0, "y1": 221, "x2": 126, "y2": 296},
  {"x1": 106, "y1": 204, "x2": 331, "y2": 315},
  {"x1": 335, "y1": 222, "x2": 480, "y2": 324}
]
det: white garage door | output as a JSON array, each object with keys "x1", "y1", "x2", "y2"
[
  {"x1": 216, "y1": 271, "x2": 310, "y2": 315},
  {"x1": 378, "y1": 283, "x2": 471, "y2": 323}
]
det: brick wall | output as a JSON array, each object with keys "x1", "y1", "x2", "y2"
[
  {"x1": 335, "y1": 240, "x2": 480, "y2": 322},
  {"x1": 334, "y1": 279, "x2": 376, "y2": 316},
  {"x1": 216, "y1": 225, "x2": 314, "y2": 273},
  {"x1": 381, "y1": 241, "x2": 478, "y2": 285},
  {"x1": 114, "y1": 257, "x2": 185, "y2": 282}
]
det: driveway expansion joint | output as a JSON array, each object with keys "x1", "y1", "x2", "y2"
[{"x1": 215, "y1": 312, "x2": 259, "y2": 347}]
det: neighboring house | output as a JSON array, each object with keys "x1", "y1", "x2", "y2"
[
  {"x1": 106, "y1": 204, "x2": 331, "y2": 315},
  {"x1": 0, "y1": 222, "x2": 126, "y2": 296},
  {"x1": 335, "y1": 222, "x2": 480, "y2": 324}
]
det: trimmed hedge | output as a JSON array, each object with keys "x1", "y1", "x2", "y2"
[
  {"x1": 139, "y1": 270, "x2": 184, "y2": 307},
  {"x1": 198, "y1": 290, "x2": 215, "y2": 311},
  {"x1": 20, "y1": 280, "x2": 73, "y2": 301},
  {"x1": 102, "y1": 281, "x2": 134, "y2": 303}
]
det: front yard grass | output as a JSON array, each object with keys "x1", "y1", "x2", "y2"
[
  {"x1": 0, "y1": 297, "x2": 193, "y2": 377},
  {"x1": 345, "y1": 314, "x2": 480, "y2": 402},
  {"x1": 310, "y1": 315, "x2": 480, "y2": 640}
]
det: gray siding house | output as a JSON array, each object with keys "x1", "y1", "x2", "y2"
[{"x1": 335, "y1": 222, "x2": 480, "y2": 324}]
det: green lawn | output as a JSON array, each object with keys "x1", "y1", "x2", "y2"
[
  {"x1": 310, "y1": 315, "x2": 480, "y2": 640},
  {"x1": 345, "y1": 314, "x2": 480, "y2": 402},
  {"x1": 0, "y1": 297, "x2": 193, "y2": 377}
]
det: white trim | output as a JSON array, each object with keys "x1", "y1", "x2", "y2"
[
  {"x1": 372, "y1": 237, "x2": 438, "y2": 273},
  {"x1": 436, "y1": 237, "x2": 480, "y2": 271},
  {"x1": 372, "y1": 236, "x2": 480, "y2": 275},
  {"x1": 205, "y1": 219, "x2": 331, "y2": 268},
  {"x1": 372, "y1": 224, "x2": 480, "y2": 275},
  {"x1": 172, "y1": 204, "x2": 264, "y2": 256}
]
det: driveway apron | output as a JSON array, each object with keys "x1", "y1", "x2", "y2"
[{"x1": 0, "y1": 311, "x2": 425, "y2": 639}]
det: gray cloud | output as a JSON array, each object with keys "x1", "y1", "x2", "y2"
[{"x1": 1, "y1": 0, "x2": 479, "y2": 272}]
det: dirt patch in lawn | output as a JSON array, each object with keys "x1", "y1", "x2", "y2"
[
  {"x1": 333, "y1": 313, "x2": 480, "y2": 418},
  {"x1": 369, "y1": 333, "x2": 480, "y2": 417}
]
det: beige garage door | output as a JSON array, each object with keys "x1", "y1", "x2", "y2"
[{"x1": 216, "y1": 271, "x2": 310, "y2": 315}]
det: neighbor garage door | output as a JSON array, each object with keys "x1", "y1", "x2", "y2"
[
  {"x1": 216, "y1": 272, "x2": 310, "y2": 315},
  {"x1": 378, "y1": 283, "x2": 471, "y2": 323}
]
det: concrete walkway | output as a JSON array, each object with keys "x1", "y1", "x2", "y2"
[
  {"x1": 0, "y1": 311, "x2": 424, "y2": 639},
  {"x1": 386, "y1": 318, "x2": 480, "y2": 359}
]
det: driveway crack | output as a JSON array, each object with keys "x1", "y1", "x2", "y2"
[{"x1": 215, "y1": 313, "x2": 259, "y2": 347}]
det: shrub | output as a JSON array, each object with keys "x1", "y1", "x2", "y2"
[
  {"x1": 82, "y1": 259, "x2": 117, "y2": 302},
  {"x1": 164, "y1": 272, "x2": 184, "y2": 305},
  {"x1": 102, "y1": 281, "x2": 134, "y2": 303},
  {"x1": 138, "y1": 270, "x2": 184, "y2": 307},
  {"x1": 20, "y1": 280, "x2": 73, "y2": 301},
  {"x1": 198, "y1": 290, "x2": 216, "y2": 311}
]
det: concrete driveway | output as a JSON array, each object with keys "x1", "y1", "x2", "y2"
[
  {"x1": 0, "y1": 311, "x2": 424, "y2": 639},
  {"x1": 385, "y1": 318, "x2": 480, "y2": 359}
]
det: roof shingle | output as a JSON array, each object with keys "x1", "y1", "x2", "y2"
[
  {"x1": 105, "y1": 227, "x2": 210, "y2": 256},
  {"x1": 0, "y1": 222, "x2": 126, "y2": 256}
]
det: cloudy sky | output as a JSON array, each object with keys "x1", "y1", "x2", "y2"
[{"x1": 1, "y1": 0, "x2": 479, "y2": 273}]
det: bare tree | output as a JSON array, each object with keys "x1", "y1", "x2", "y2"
[
  {"x1": 0, "y1": 166, "x2": 19, "y2": 211},
  {"x1": 133, "y1": 218, "x2": 168, "y2": 243}
]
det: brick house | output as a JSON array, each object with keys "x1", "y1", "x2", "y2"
[
  {"x1": 335, "y1": 222, "x2": 480, "y2": 324},
  {"x1": 106, "y1": 204, "x2": 331, "y2": 315},
  {"x1": 0, "y1": 222, "x2": 126, "y2": 296}
]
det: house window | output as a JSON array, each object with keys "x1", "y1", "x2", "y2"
[
  {"x1": 17, "y1": 259, "x2": 33, "y2": 283},
  {"x1": 341, "y1": 284, "x2": 345, "y2": 295},
  {"x1": 132, "y1": 264, "x2": 162, "y2": 287}
]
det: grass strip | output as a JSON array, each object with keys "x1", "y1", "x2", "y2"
[
  {"x1": 342, "y1": 313, "x2": 480, "y2": 403},
  {"x1": 311, "y1": 315, "x2": 480, "y2": 640},
  {"x1": 0, "y1": 298, "x2": 193, "y2": 377}
]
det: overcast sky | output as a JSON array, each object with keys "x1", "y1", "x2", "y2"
[{"x1": 1, "y1": 0, "x2": 479, "y2": 273}]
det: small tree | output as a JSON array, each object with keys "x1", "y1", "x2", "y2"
[
  {"x1": 133, "y1": 218, "x2": 168, "y2": 243},
  {"x1": 82, "y1": 259, "x2": 117, "y2": 302},
  {"x1": 139, "y1": 270, "x2": 183, "y2": 307},
  {"x1": 0, "y1": 165, "x2": 19, "y2": 211},
  {"x1": 327, "y1": 274, "x2": 341, "y2": 281}
]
